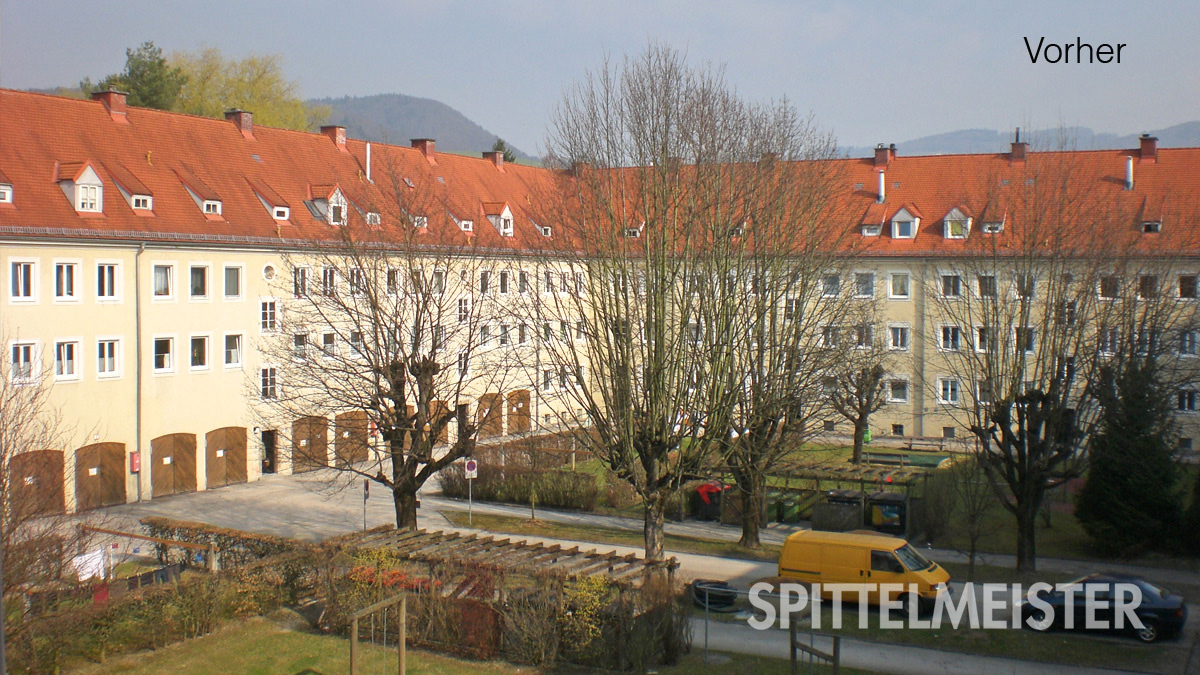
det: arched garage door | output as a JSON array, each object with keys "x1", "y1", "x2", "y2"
[
  {"x1": 75, "y1": 443, "x2": 126, "y2": 510},
  {"x1": 9, "y1": 450, "x2": 66, "y2": 517},
  {"x1": 291, "y1": 416, "x2": 329, "y2": 473},
  {"x1": 206, "y1": 427, "x2": 248, "y2": 488},
  {"x1": 151, "y1": 433, "x2": 197, "y2": 498},
  {"x1": 477, "y1": 394, "x2": 503, "y2": 439},
  {"x1": 335, "y1": 412, "x2": 369, "y2": 466}
]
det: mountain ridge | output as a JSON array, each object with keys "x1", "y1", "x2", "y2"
[{"x1": 843, "y1": 122, "x2": 1200, "y2": 158}]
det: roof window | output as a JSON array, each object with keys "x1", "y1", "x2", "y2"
[
  {"x1": 58, "y1": 163, "x2": 104, "y2": 214},
  {"x1": 890, "y1": 206, "x2": 920, "y2": 239},
  {"x1": 273, "y1": 206, "x2": 290, "y2": 220},
  {"x1": 943, "y1": 207, "x2": 972, "y2": 239},
  {"x1": 0, "y1": 184, "x2": 11, "y2": 204},
  {"x1": 132, "y1": 195, "x2": 152, "y2": 210},
  {"x1": 1143, "y1": 220, "x2": 1162, "y2": 234},
  {"x1": 861, "y1": 224, "x2": 881, "y2": 237},
  {"x1": 203, "y1": 200, "x2": 222, "y2": 215}
]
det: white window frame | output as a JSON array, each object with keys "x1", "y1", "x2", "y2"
[
  {"x1": 321, "y1": 267, "x2": 337, "y2": 296},
  {"x1": 76, "y1": 183, "x2": 101, "y2": 212},
  {"x1": 940, "y1": 273, "x2": 963, "y2": 298},
  {"x1": 937, "y1": 377, "x2": 961, "y2": 405},
  {"x1": 223, "y1": 333, "x2": 244, "y2": 369},
  {"x1": 97, "y1": 260, "x2": 121, "y2": 302},
  {"x1": 151, "y1": 262, "x2": 175, "y2": 301},
  {"x1": 1178, "y1": 274, "x2": 1198, "y2": 300},
  {"x1": 821, "y1": 274, "x2": 840, "y2": 298},
  {"x1": 939, "y1": 325, "x2": 962, "y2": 352},
  {"x1": 1179, "y1": 330, "x2": 1199, "y2": 357},
  {"x1": 887, "y1": 378, "x2": 909, "y2": 404},
  {"x1": 457, "y1": 297, "x2": 471, "y2": 323},
  {"x1": 96, "y1": 336, "x2": 122, "y2": 379},
  {"x1": 188, "y1": 263, "x2": 211, "y2": 301},
  {"x1": 1014, "y1": 326, "x2": 1036, "y2": 354},
  {"x1": 1098, "y1": 275, "x2": 1121, "y2": 300},
  {"x1": 8, "y1": 258, "x2": 38, "y2": 303},
  {"x1": 272, "y1": 206, "x2": 290, "y2": 221},
  {"x1": 260, "y1": 365, "x2": 279, "y2": 400},
  {"x1": 974, "y1": 326, "x2": 990, "y2": 353},
  {"x1": 349, "y1": 268, "x2": 366, "y2": 297},
  {"x1": 0, "y1": 184, "x2": 12, "y2": 204},
  {"x1": 853, "y1": 272, "x2": 875, "y2": 299},
  {"x1": 321, "y1": 332, "x2": 337, "y2": 358},
  {"x1": 293, "y1": 266, "x2": 310, "y2": 298},
  {"x1": 53, "y1": 339, "x2": 82, "y2": 382},
  {"x1": 52, "y1": 259, "x2": 81, "y2": 303},
  {"x1": 152, "y1": 335, "x2": 175, "y2": 374},
  {"x1": 888, "y1": 324, "x2": 910, "y2": 351},
  {"x1": 202, "y1": 199, "x2": 222, "y2": 216},
  {"x1": 132, "y1": 195, "x2": 152, "y2": 211},
  {"x1": 260, "y1": 298, "x2": 278, "y2": 332},
  {"x1": 1014, "y1": 274, "x2": 1036, "y2": 300},
  {"x1": 976, "y1": 274, "x2": 997, "y2": 299},
  {"x1": 888, "y1": 272, "x2": 910, "y2": 300},
  {"x1": 189, "y1": 333, "x2": 211, "y2": 371},
  {"x1": 9, "y1": 340, "x2": 40, "y2": 383},
  {"x1": 1177, "y1": 389, "x2": 1199, "y2": 413}
]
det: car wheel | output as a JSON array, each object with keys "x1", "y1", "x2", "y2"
[
  {"x1": 1025, "y1": 607, "x2": 1053, "y2": 632},
  {"x1": 1135, "y1": 619, "x2": 1159, "y2": 643},
  {"x1": 898, "y1": 593, "x2": 921, "y2": 620}
]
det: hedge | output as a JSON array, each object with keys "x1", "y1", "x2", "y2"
[{"x1": 439, "y1": 463, "x2": 600, "y2": 511}]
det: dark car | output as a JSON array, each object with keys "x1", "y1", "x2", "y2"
[{"x1": 1018, "y1": 574, "x2": 1187, "y2": 643}]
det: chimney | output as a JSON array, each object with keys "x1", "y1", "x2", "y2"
[
  {"x1": 1125, "y1": 156, "x2": 1134, "y2": 190},
  {"x1": 411, "y1": 138, "x2": 437, "y2": 165},
  {"x1": 483, "y1": 150, "x2": 505, "y2": 172},
  {"x1": 877, "y1": 169, "x2": 886, "y2": 204},
  {"x1": 92, "y1": 89, "x2": 128, "y2": 124},
  {"x1": 321, "y1": 125, "x2": 347, "y2": 151},
  {"x1": 874, "y1": 143, "x2": 894, "y2": 167},
  {"x1": 224, "y1": 109, "x2": 254, "y2": 139},
  {"x1": 1011, "y1": 127, "x2": 1027, "y2": 165},
  {"x1": 365, "y1": 142, "x2": 372, "y2": 183},
  {"x1": 1139, "y1": 134, "x2": 1158, "y2": 163}
]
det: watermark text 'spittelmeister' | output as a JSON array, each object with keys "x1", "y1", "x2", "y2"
[{"x1": 1025, "y1": 37, "x2": 1126, "y2": 64}]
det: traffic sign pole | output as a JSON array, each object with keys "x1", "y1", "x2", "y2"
[
  {"x1": 363, "y1": 479, "x2": 369, "y2": 531},
  {"x1": 464, "y1": 459, "x2": 478, "y2": 527}
]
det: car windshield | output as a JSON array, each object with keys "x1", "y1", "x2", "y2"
[
  {"x1": 1135, "y1": 579, "x2": 1169, "y2": 599},
  {"x1": 894, "y1": 544, "x2": 933, "y2": 571}
]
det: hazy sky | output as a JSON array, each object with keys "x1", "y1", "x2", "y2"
[{"x1": 3, "y1": 0, "x2": 1197, "y2": 155}]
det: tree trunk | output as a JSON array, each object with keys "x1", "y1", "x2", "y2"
[
  {"x1": 852, "y1": 421, "x2": 866, "y2": 464},
  {"x1": 967, "y1": 536, "x2": 978, "y2": 582},
  {"x1": 739, "y1": 474, "x2": 766, "y2": 549},
  {"x1": 644, "y1": 495, "x2": 667, "y2": 561},
  {"x1": 393, "y1": 487, "x2": 418, "y2": 530},
  {"x1": 1014, "y1": 500, "x2": 1037, "y2": 572}
]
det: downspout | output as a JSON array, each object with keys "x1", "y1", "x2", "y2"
[{"x1": 135, "y1": 242, "x2": 145, "y2": 502}]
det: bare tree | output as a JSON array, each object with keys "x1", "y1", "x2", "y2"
[
  {"x1": 825, "y1": 304, "x2": 893, "y2": 465},
  {"x1": 255, "y1": 163, "x2": 527, "y2": 529},
  {"x1": 948, "y1": 457, "x2": 1002, "y2": 581}
]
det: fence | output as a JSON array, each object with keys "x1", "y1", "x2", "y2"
[{"x1": 349, "y1": 593, "x2": 407, "y2": 674}]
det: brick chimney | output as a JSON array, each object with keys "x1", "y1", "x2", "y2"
[
  {"x1": 321, "y1": 125, "x2": 347, "y2": 151},
  {"x1": 874, "y1": 143, "x2": 895, "y2": 167},
  {"x1": 483, "y1": 150, "x2": 505, "y2": 172},
  {"x1": 92, "y1": 89, "x2": 128, "y2": 124},
  {"x1": 411, "y1": 138, "x2": 437, "y2": 165},
  {"x1": 224, "y1": 109, "x2": 254, "y2": 139},
  {"x1": 1139, "y1": 134, "x2": 1158, "y2": 163},
  {"x1": 1010, "y1": 128, "x2": 1027, "y2": 165}
]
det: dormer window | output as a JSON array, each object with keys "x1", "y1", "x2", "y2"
[
  {"x1": 893, "y1": 220, "x2": 914, "y2": 238},
  {"x1": 861, "y1": 224, "x2": 881, "y2": 237},
  {"x1": 366, "y1": 212, "x2": 381, "y2": 226},
  {"x1": 330, "y1": 204, "x2": 344, "y2": 224},
  {"x1": 982, "y1": 221, "x2": 1004, "y2": 234},
  {"x1": 59, "y1": 164, "x2": 104, "y2": 214},
  {"x1": 1143, "y1": 220, "x2": 1162, "y2": 234},
  {"x1": 540, "y1": 225, "x2": 553, "y2": 237},
  {"x1": 273, "y1": 206, "x2": 290, "y2": 220},
  {"x1": 482, "y1": 202, "x2": 515, "y2": 237},
  {"x1": 77, "y1": 185, "x2": 101, "y2": 212},
  {"x1": 624, "y1": 227, "x2": 643, "y2": 238},
  {"x1": 0, "y1": 184, "x2": 13, "y2": 204},
  {"x1": 500, "y1": 217, "x2": 513, "y2": 237},
  {"x1": 203, "y1": 200, "x2": 222, "y2": 215},
  {"x1": 132, "y1": 195, "x2": 152, "y2": 210},
  {"x1": 943, "y1": 208, "x2": 972, "y2": 239},
  {"x1": 412, "y1": 215, "x2": 428, "y2": 228},
  {"x1": 460, "y1": 219, "x2": 473, "y2": 232}
]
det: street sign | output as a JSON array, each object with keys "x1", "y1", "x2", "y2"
[{"x1": 465, "y1": 459, "x2": 478, "y2": 480}]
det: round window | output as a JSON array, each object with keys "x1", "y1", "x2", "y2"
[{"x1": 263, "y1": 265, "x2": 276, "y2": 280}]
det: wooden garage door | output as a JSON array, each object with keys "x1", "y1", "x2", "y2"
[
  {"x1": 151, "y1": 433, "x2": 197, "y2": 498},
  {"x1": 507, "y1": 390, "x2": 531, "y2": 434},
  {"x1": 292, "y1": 416, "x2": 329, "y2": 473},
  {"x1": 205, "y1": 427, "x2": 248, "y2": 488},
  {"x1": 75, "y1": 443, "x2": 126, "y2": 511},
  {"x1": 10, "y1": 450, "x2": 66, "y2": 517},
  {"x1": 477, "y1": 393, "x2": 503, "y2": 439},
  {"x1": 335, "y1": 412, "x2": 369, "y2": 466}
]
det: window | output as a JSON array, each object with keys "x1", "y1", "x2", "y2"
[
  {"x1": 385, "y1": 269, "x2": 401, "y2": 294},
  {"x1": 1180, "y1": 331, "x2": 1198, "y2": 356},
  {"x1": 98, "y1": 263, "x2": 118, "y2": 300},
  {"x1": 322, "y1": 267, "x2": 336, "y2": 295},
  {"x1": 1180, "y1": 438, "x2": 1194, "y2": 451},
  {"x1": 577, "y1": 321, "x2": 586, "y2": 341},
  {"x1": 499, "y1": 324, "x2": 511, "y2": 346},
  {"x1": 888, "y1": 380, "x2": 909, "y2": 403},
  {"x1": 893, "y1": 220, "x2": 915, "y2": 238},
  {"x1": 189, "y1": 266, "x2": 208, "y2": 298},
  {"x1": 820, "y1": 325, "x2": 838, "y2": 348},
  {"x1": 77, "y1": 184, "x2": 100, "y2": 212},
  {"x1": 54, "y1": 341, "x2": 78, "y2": 379},
  {"x1": 940, "y1": 325, "x2": 962, "y2": 351},
  {"x1": 1014, "y1": 327, "x2": 1035, "y2": 353},
  {"x1": 223, "y1": 334, "x2": 242, "y2": 366},
  {"x1": 349, "y1": 269, "x2": 366, "y2": 296},
  {"x1": 1179, "y1": 275, "x2": 1198, "y2": 299},
  {"x1": 889, "y1": 325, "x2": 910, "y2": 350},
  {"x1": 457, "y1": 352, "x2": 470, "y2": 377},
  {"x1": 784, "y1": 298, "x2": 801, "y2": 321},
  {"x1": 853, "y1": 324, "x2": 873, "y2": 349},
  {"x1": 976, "y1": 380, "x2": 994, "y2": 405},
  {"x1": 1056, "y1": 300, "x2": 1078, "y2": 325},
  {"x1": 942, "y1": 427, "x2": 957, "y2": 439},
  {"x1": 432, "y1": 325, "x2": 446, "y2": 350},
  {"x1": 97, "y1": 339, "x2": 118, "y2": 376},
  {"x1": 261, "y1": 367, "x2": 278, "y2": 399},
  {"x1": 1015, "y1": 275, "x2": 1035, "y2": 299},
  {"x1": 889, "y1": 273, "x2": 910, "y2": 299},
  {"x1": 152, "y1": 265, "x2": 172, "y2": 298},
  {"x1": 153, "y1": 338, "x2": 173, "y2": 372},
  {"x1": 0, "y1": 184, "x2": 11, "y2": 203},
  {"x1": 288, "y1": 333, "x2": 306, "y2": 358},
  {"x1": 350, "y1": 331, "x2": 363, "y2": 356},
  {"x1": 854, "y1": 272, "x2": 874, "y2": 298},
  {"x1": 1100, "y1": 275, "x2": 1120, "y2": 299},
  {"x1": 322, "y1": 332, "x2": 336, "y2": 357},
  {"x1": 293, "y1": 267, "x2": 308, "y2": 297},
  {"x1": 1098, "y1": 328, "x2": 1120, "y2": 355},
  {"x1": 892, "y1": 424, "x2": 905, "y2": 436},
  {"x1": 543, "y1": 369, "x2": 554, "y2": 390},
  {"x1": 575, "y1": 272, "x2": 586, "y2": 295},
  {"x1": 190, "y1": 336, "x2": 208, "y2": 369},
  {"x1": 822, "y1": 274, "x2": 840, "y2": 297},
  {"x1": 977, "y1": 274, "x2": 997, "y2": 298},
  {"x1": 457, "y1": 298, "x2": 470, "y2": 323},
  {"x1": 975, "y1": 326, "x2": 990, "y2": 353},
  {"x1": 823, "y1": 420, "x2": 836, "y2": 432},
  {"x1": 272, "y1": 206, "x2": 289, "y2": 220},
  {"x1": 223, "y1": 266, "x2": 241, "y2": 299},
  {"x1": 479, "y1": 271, "x2": 490, "y2": 294},
  {"x1": 946, "y1": 219, "x2": 969, "y2": 238},
  {"x1": 10, "y1": 342, "x2": 36, "y2": 381},
  {"x1": 941, "y1": 274, "x2": 962, "y2": 297},
  {"x1": 55, "y1": 263, "x2": 78, "y2": 300},
  {"x1": 561, "y1": 320, "x2": 571, "y2": 341},
  {"x1": 431, "y1": 270, "x2": 445, "y2": 294},
  {"x1": 1178, "y1": 390, "x2": 1198, "y2": 412},
  {"x1": 499, "y1": 270, "x2": 510, "y2": 294},
  {"x1": 203, "y1": 200, "x2": 222, "y2": 215},
  {"x1": 543, "y1": 322, "x2": 553, "y2": 341},
  {"x1": 938, "y1": 378, "x2": 961, "y2": 404},
  {"x1": 1143, "y1": 220, "x2": 1162, "y2": 233},
  {"x1": 1138, "y1": 275, "x2": 1158, "y2": 299},
  {"x1": 518, "y1": 324, "x2": 528, "y2": 345},
  {"x1": 543, "y1": 270, "x2": 554, "y2": 293},
  {"x1": 480, "y1": 325, "x2": 491, "y2": 345},
  {"x1": 519, "y1": 270, "x2": 529, "y2": 293},
  {"x1": 261, "y1": 301, "x2": 277, "y2": 331},
  {"x1": 10, "y1": 261, "x2": 34, "y2": 300}
]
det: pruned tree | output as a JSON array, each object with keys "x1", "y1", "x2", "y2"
[
  {"x1": 948, "y1": 457, "x2": 1002, "y2": 580},
  {"x1": 254, "y1": 160, "x2": 527, "y2": 529},
  {"x1": 825, "y1": 302, "x2": 893, "y2": 465}
]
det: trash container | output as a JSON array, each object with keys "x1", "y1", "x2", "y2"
[
  {"x1": 867, "y1": 491, "x2": 907, "y2": 534},
  {"x1": 691, "y1": 482, "x2": 726, "y2": 521}
]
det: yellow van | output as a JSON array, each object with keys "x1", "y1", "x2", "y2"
[{"x1": 778, "y1": 530, "x2": 950, "y2": 608}]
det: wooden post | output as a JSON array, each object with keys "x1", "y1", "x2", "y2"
[
  {"x1": 832, "y1": 635, "x2": 841, "y2": 674},
  {"x1": 399, "y1": 595, "x2": 406, "y2": 674},
  {"x1": 208, "y1": 543, "x2": 219, "y2": 572},
  {"x1": 350, "y1": 616, "x2": 358, "y2": 674},
  {"x1": 789, "y1": 617, "x2": 797, "y2": 674}
]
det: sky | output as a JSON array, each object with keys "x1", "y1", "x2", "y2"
[{"x1": 3, "y1": 0, "x2": 1198, "y2": 156}]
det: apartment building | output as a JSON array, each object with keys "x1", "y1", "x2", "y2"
[{"x1": 3, "y1": 88, "x2": 1198, "y2": 513}]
